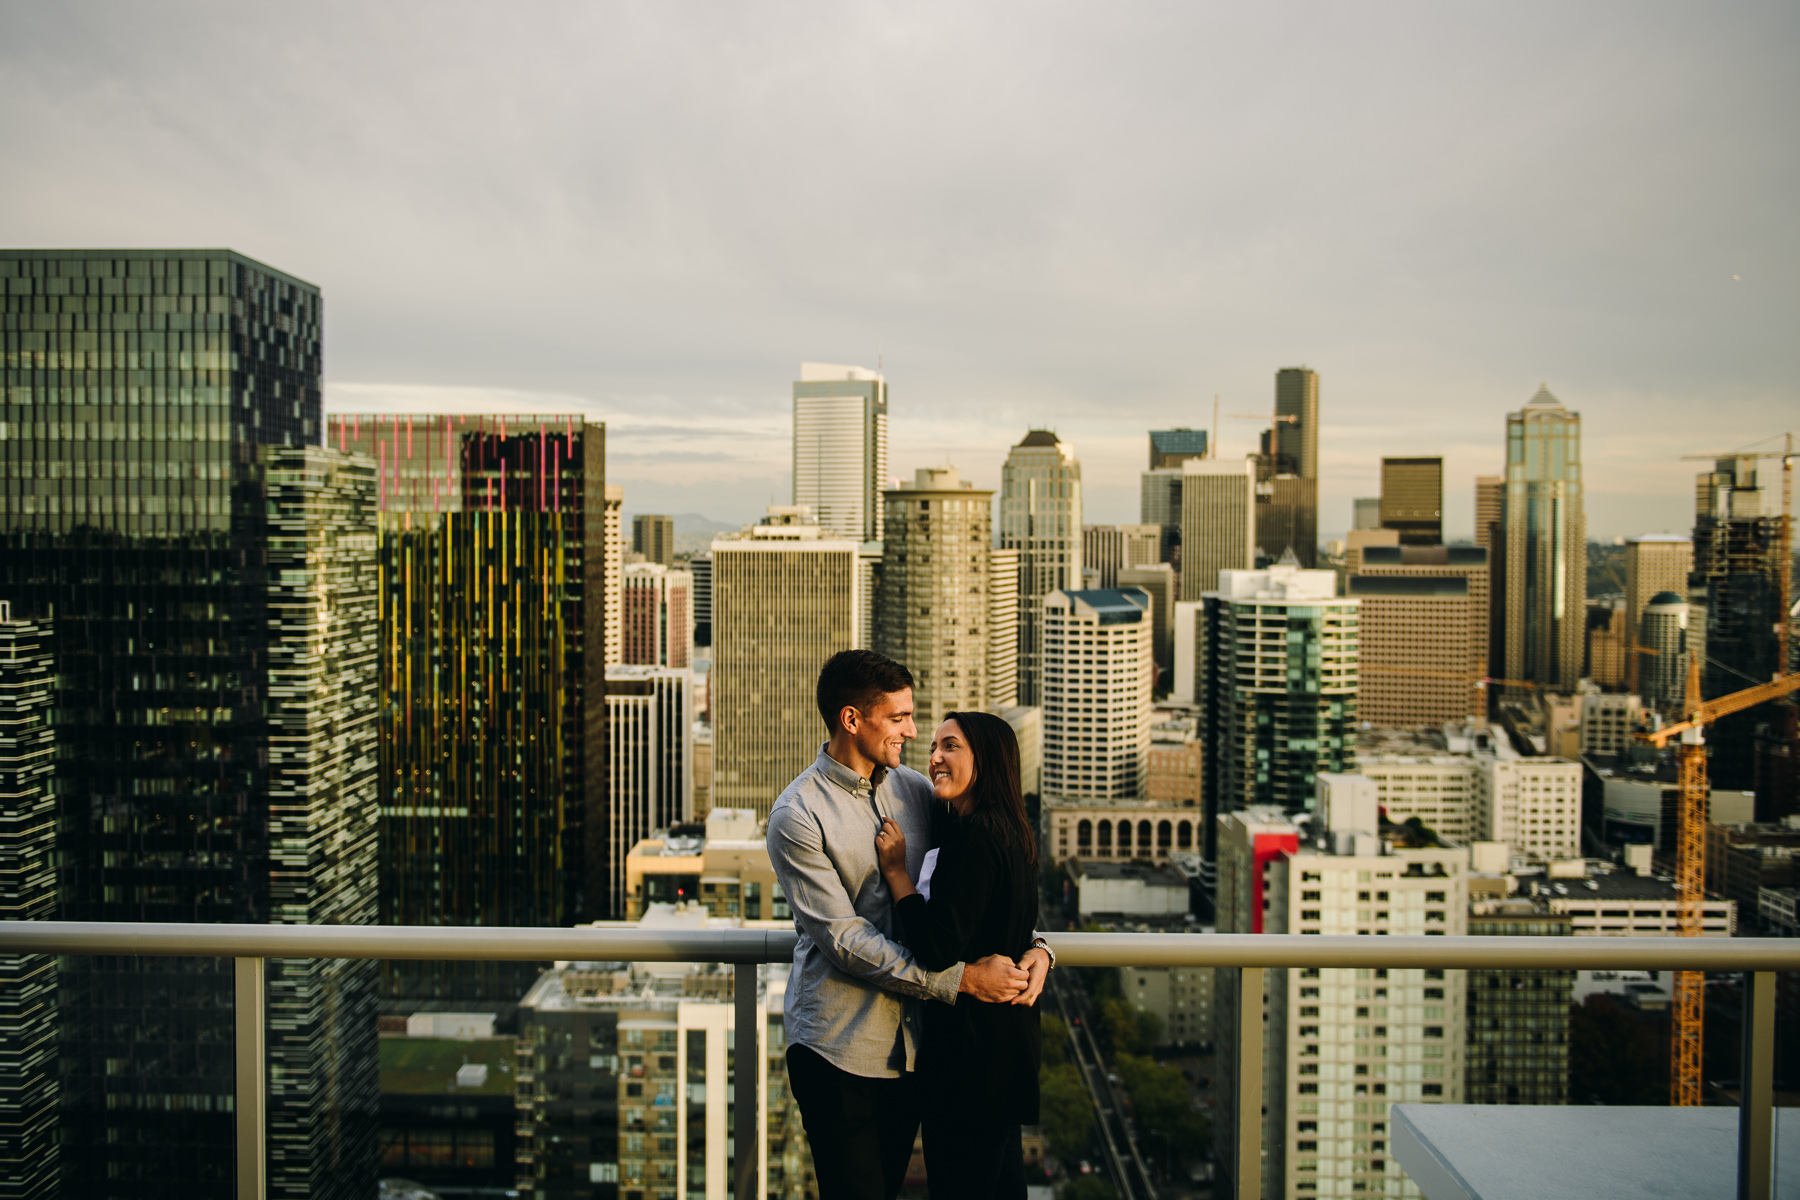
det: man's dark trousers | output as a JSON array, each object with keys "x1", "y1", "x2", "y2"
[{"x1": 786, "y1": 1043, "x2": 920, "y2": 1200}]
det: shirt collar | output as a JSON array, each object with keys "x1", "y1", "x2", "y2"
[{"x1": 814, "y1": 744, "x2": 888, "y2": 799}]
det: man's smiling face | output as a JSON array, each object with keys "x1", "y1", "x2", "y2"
[{"x1": 851, "y1": 688, "x2": 916, "y2": 772}]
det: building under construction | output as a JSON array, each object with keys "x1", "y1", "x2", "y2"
[{"x1": 1688, "y1": 453, "x2": 1792, "y2": 808}]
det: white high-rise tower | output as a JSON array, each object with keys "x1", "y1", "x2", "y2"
[{"x1": 792, "y1": 363, "x2": 889, "y2": 544}]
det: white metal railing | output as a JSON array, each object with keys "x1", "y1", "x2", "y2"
[{"x1": 1, "y1": 922, "x2": 1793, "y2": 1200}]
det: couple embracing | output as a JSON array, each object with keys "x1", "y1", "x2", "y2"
[{"x1": 766, "y1": 649, "x2": 1052, "y2": 1200}]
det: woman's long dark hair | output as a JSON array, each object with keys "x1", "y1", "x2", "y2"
[{"x1": 941, "y1": 711, "x2": 1037, "y2": 866}]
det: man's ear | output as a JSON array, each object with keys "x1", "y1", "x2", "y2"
[{"x1": 838, "y1": 705, "x2": 860, "y2": 736}]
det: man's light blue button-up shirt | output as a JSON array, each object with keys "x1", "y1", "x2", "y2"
[{"x1": 765, "y1": 747, "x2": 964, "y2": 1078}]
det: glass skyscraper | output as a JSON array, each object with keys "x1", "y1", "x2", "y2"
[
  {"x1": 332, "y1": 411, "x2": 612, "y2": 1003},
  {"x1": 0, "y1": 603, "x2": 58, "y2": 1197},
  {"x1": 0, "y1": 250, "x2": 379, "y2": 1197},
  {"x1": 1196, "y1": 565, "x2": 1359, "y2": 877},
  {"x1": 1500, "y1": 386, "x2": 1586, "y2": 690}
]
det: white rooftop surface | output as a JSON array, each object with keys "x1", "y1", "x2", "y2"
[
  {"x1": 1393, "y1": 1104, "x2": 1799, "y2": 1200},
  {"x1": 1214, "y1": 564, "x2": 1341, "y2": 601}
]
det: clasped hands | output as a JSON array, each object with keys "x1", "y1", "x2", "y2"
[{"x1": 875, "y1": 817, "x2": 1048, "y2": 1007}]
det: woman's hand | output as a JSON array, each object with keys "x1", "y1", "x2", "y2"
[{"x1": 875, "y1": 818, "x2": 916, "y2": 900}]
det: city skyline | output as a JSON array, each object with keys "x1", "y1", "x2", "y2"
[
  {"x1": 3, "y1": 5, "x2": 1797, "y2": 1194},
  {"x1": 2, "y1": 5, "x2": 1793, "y2": 540}
]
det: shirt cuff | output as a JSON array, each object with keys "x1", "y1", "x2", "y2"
[{"x1": 928, "y1": 960, "x2": 965, "y2": 1005}]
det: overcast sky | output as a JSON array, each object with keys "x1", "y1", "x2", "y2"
[{"x1": 4, "y1": 2, "x2": 1795, "y2": 538}]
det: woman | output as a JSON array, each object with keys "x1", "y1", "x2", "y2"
[{"x1": 874, "y1": 710, "x2": 1041, "y2": 1200}]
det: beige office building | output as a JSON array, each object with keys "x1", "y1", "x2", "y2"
[
  {"x1": 605, "y1": 483, "x2": 625, "y2": 665},
  {"x1": 1178, "y1": 456, "x2": 1256, "y2": 600},
  {"x1": 1380, "y1": 457, "x2": 1444, "y2": 546},
  {"x1": 987, "y1": 547, "x2": 1020, "y2": 709},
  {"x1": 1623, "y1": 535, "x2": 1692, "y2": 692},
  {"x1": 710, "y1": 510, "x2": 859, "y2": 818},
  {"x1": 1352, "y1": 753, "x2": 1479, "y2": 844},
  {"x1": 1147, "y1": 714, "x2": 1202, "y2": 806},
  {"x1": 1477, "y1": 755, "x2": 1583, "y2": 860},
  {"x1": 1042, "y1": 588, "x2": 1154, "y2": 799},
  {"x1": 1350, "y1": 545, "x2": 1489, "y2": 727},
  {"x1": 1000, "y1": 704, "x2": 1044, "y2": 797},
  {"x1": 622, "y1": 808, "x2": 781, "y2": 921},
  {"x1": 1475, "y1": 475, "x2": 1504, "y2": 677},
  {"x1": 876, "y1": 467, "x2": 994, "y2": 767},
  {"x1": 999, "y1": 431, "x2": 1083, "y2": 707},
  {"x1": 632, "y1": 512, "x2": 676, "y2": 566},
  {"x1": 1579, "y1": 692, "x2": 1643, "y2": 758},
  {"x1": 1586, "y1": 603, "x2": 1627, "y2": 689},
  {"x1": 1083, "y1": 523, "x2": 1163, "y2": 587},
  {"x1": 1337, "y1": 528, "x2": 1400, "y2": 593}
]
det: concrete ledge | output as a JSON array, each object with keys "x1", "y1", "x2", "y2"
[{"x1": 1392, "y1": 1104, "x2": 1800, "y2": 1200}]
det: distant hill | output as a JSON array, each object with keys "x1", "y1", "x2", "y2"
[
  {"x1": 669, "y1": 513, "x2": 741, "y2": 558},
  {"x1": 672, "y1": 513, "x2": 739, "y2": 534}
]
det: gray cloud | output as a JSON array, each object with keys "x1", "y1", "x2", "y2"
[{"x1": 3, "y1": 1, "x2": 1795, "y2": 536}]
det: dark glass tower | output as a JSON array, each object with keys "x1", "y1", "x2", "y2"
[
  {"x1": 333, "y1": 412, "x2": 609, "y2": 1003},
  {"x1": 1690, "y1": 455, "x2": 1787, "y2": 793},
  {"x1": 0, "y1": 250, "x2": 379, "y2": 1197},
  {"x1": 0, "y1": 604, "x2": 58, "y2": 1198},
  {"x1": 1257, "y1": 368, "x2": 1320, "y2": 567}
]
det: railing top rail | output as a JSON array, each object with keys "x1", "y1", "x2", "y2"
[{"x1": 1, "y1": 922, "x2": 1797, "y2": 971}]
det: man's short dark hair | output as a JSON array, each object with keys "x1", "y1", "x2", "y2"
[{"x1": 816, "y1": 650, "x2": 914, "y2": 733}]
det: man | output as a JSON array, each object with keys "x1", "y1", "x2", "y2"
[{"x1": 767, "y1": 649, "x2": 1052, "y2": 1200}]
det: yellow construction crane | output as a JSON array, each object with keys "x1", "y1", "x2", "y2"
[
  {"x1": 1639, "y1": 663, "x2": 1800, "y2": 1105},
  {"x1": 1650, "y1": 434, "x2": 1797, "y2": 1106}
]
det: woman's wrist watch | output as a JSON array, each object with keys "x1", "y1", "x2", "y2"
[{"x1": 1030, "y1": 936, "x2": 1056, "y2": 970}]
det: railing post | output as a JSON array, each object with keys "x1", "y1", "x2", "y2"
[
  {"x1": 1238, "y1": 966, "x2": 1264, "y2": 1200},
  {"x1": 734, "y1": 962, "x2": 758, "y2": 1200},
  {"x1": 234, "y1": 957, "x2": 266, "y2": 1200},
  {"x1": 1739, "y1": 970, "x2": 1775, "y2": 1200}
]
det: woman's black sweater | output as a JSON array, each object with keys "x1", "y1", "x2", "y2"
[{"x1": 894, "y1": 807, "x2": 1041, "y2": 1124}]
